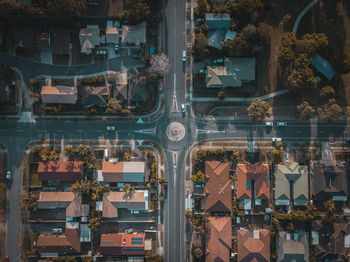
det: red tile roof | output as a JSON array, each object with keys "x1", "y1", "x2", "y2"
[
  {"x1": 205, "y1": 217, "x2": 232, "y2": 262},
  {"x1": 237, "y1": 229, "x2": 270, "y2": 262},
  {"x1": 37, "y1": 161, "x2": 83, "y2": 181},
  {"x1": 100, "y1": 233, "x2": 145, "y2": 256},
  {"x1": 237, "y1": 162, "x2": 270, "y2": 200},
  {"x1": 202, "y1": 161, "x2": 232, "y2": 212}
]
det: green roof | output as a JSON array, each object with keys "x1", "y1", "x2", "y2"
[
  {"x1": 310, "y1": 53, "x2": 336, "y2": 81},
  {"x1": 205, "y1": 13, "x2": 230, "y2": 30}
]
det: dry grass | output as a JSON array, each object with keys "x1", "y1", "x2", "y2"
[{"x1": 0, "y1": 230, "x2": 5, "y2": 261}]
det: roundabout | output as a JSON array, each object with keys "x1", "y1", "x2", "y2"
[{"x1": 166, "y1": 121, "x2": 186, "y2": 141}]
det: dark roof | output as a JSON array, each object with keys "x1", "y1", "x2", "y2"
[
  {"x1": 37, "y1": 228, "x2": 80, "y2": 254},
  {"x1": 313, "y1": 220, "x2": 350, "y2": 261},
  {"x1": 36, "y1": 33, "x2": 50, "y2": 49},
  {"x1": 51, "y1": 29, "x2": 70, "y2": 54},
  {"x1": 205, "y1": 13, "x2": 230, "y2": 30},
  {"x1": 313, "y1": 163, "x2": 348, "y2": 201},
  {"x1": 128, "y1": 76, "x2": 146, "y2": 102},
  {"x1": 82, "y1": 86, "x2": 109, "y2": 107},
  {"x1": 11, "y1": 26, "x2": 35, "y2": 49},
  {"x1": 246, "y1": 152, "x2": 259, "y2": 164}
]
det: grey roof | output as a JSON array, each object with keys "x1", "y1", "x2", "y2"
[
  {"x1": 205, "y1": 13, "x2": 230, "y2": 30},
  {"x1": 121, "y1": 22, "x2": 146, "y2": 45},
  {"x1": 79, "y1": 28, "x2": 100, "y2": 54},
  {"x1": 128, "y1": 76, "x2": 146, "y2": 102},
  {"x1": 274, "y1": 162, "x2": 309, "y2": 206},
  {"x1": 310, "y1": 54, "x2": 336, "y2": 81},
  {"x1": 82, "y1": 86, "x2": 109, "y2": 107},
  {"x1": 206, "y1": 57, "x2": 255, "y2": 88},
  {"x1": 277, "y1": 231, "x2": 309, "y2": 262},
  {"x1": 207, "y1": 30, "x2": 226, "y2": 49},
  {"x1": 51, "y1": 29, "x2": 70, "y2": 55}
]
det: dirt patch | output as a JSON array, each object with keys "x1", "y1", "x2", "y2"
[{"x1": 267, "y1": 25, "x2": 283, "y2": 93}]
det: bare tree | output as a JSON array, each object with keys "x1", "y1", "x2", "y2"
[{"x1": 148, "y1": 54, "x2": 171, "y2": 75}]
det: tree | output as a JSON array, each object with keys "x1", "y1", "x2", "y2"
[
  {"x1": 235, "y1": 0, "x2": 263, "y2": 15},
  {"x1": 191, "y1": 170, "x2": 205, "y2": 184},
  {"x1": 286, "y1": 65, "x2": 317, "y2": 93},
  {"x1": 278, "y1": 47, "x2": 296, "y2": 66},
  {"x1": 217, "y1": 88, "x2": 228, "y2": 100},
  {"x1": 192, "y1": 32, "x2": 208, "y2": 55},
  {"x1": 297, "y1": 101, "x2": 315, "y2": 120},
  {"x1": 223, "y1": 35, "x2": 252, "y2": 57},
  {"x1": 113, "y1": 0, "x2": 150, "y2": 24},
  {"x1": 88, "y1": 215, "x2": 101, "y2": 231},
  {"x1": 193, "y1": 247, "x2": 203, "y2": 259},
  {"x1": 323, "y1": 199, "x2": 336, "y2": 224},
  {"x1": 247, "y1": 98, "x2": 270, "y2": 123},
  {"x1": 194, "y1": 0, "x2": 208, "y2": 18},
  {"x1": 148, "y1": 54, "x2": 171, "y2": 75},
  {"x1": 29, "y1": 78, "x2": 39, "y2": 88},
  {"x1": 342, "y1": 54, "x2": 350, "y2": 73},
  {"x1": 295, "y1": 33, "x2": 328, "y2": 56},
  {"x1": 318, "y1": 99, "x2": 342, "y2": 122},
  {"x1": 320, "y1": 85, "x2": 335, "y2": 100},
  {"x1": 106, "y1": 98, "x2": 123, "y2": 113},
  {"x1": 47, "y1": 0, "x2": 87, "y2": 16},
  {"x1": 242, "y1": 24, "x2": 257, "y2": 43}
]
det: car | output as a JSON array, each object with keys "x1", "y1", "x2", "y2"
[
  {"x1": 5, "y1": 256, "x2": 8, "y2": 262},
  {"x1": 272, "y1": 137, "x2": 282, "y2": 142},
  {"x1": 52, "y1": 228, "x2": 63, "y2": 234},
  {"x1": 181, "y1": 104, "x2": 186, "y2": 113},
  {"x1": 199, "y1": 69, "x2": 206, "y2": 74},
  {"x1": 182, "y1": 50, "x2": 186, "y2": 62},
  {"x1": 6, "y1": 170, "x2": 11, "y2": 182},
  {"x1": 285, "y1": 153, "x2": 289, "y2": 161},
  {"x1": 195, "y1": 183, "x2": 204, "y2": 188},
  {"x1": 277, "y1": 122, "x2": 287, "y2": 126},
  {"x1": 107, "y1": 126, "x2": 115, "y2": 131},
  {"x1": 130, "y1": 210, "x2": 140, "y2": 214},
  {"x1": 265, "y1": 122, "x2": 273, "y2": 126}
]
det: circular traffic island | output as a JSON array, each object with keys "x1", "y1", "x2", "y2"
[{"x1": 166, "y1": 122, "x2": 186, "y2": 141}]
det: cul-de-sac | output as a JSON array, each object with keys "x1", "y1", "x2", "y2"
[{"x1": 1, "y1": 0, "x2": 350, "y2": 261}]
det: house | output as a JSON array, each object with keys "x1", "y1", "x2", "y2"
[
  {"x1": 205, "y1": 13, "x2": 231, "y2": 30},
  {"x1": 37, "y1": 226, "x2": 80, "y2": 256},
  {"x1": 237, "y1": 162, "x2": 270, "y2": 210},
  {"x1": 100, "y1": 233, "x2": 145, "y2": 256},
  {"x1": 121, "y1": 22, "x2": 146, "y2": 46},
  {"x1": 274, "y1": 162, "x2": 308, "y2": 206},
  {"x1": 79, "y1": 28, "x2": 100, "y2": 54},
  {"x1": 51, "y1": 29, "x2": 70, "y2": 55},
  {"x1": 206, "y1": 58, "x2": 256, "y2": 88},
  {"x1": 102, "y1": 191, "x2": 149, "y2": 218},
  {"x1": 37, "y1": 161, "x2": 83, "y2": 182},
  {"x1": 205, "y1": 13, "x2": 234, "y2": 49},
  {"x1": 11, "y1": 26, "x2": 35, "y2": 49},
  {"x1": 37, "y1": 192, "x2": 88, "y2": 219},
  {"x1": 114, "y1": 71, "x2": 128, "y2": 100},
  {"x1": 313, "y1": 163, "x2": 348, "y2": 202},
  {"x1": 310, "y1": 53, "x2": 336, "y2": 81},
  {"x1": 106, "y1": 27, "x2": 119, "y2": 44},
  {"x1": 276, "y1": 231, "x2": 309, "y2": 262},
  {"x1": 41, "y1": 85, "x2": 77, "y2": 104},
  {"x1": 312, "y1": 220, "x2": 350, "y2": 261},
  {"x1": 100, "y1": 161, "x2": 146, "y2": 183},
  {"x1": 128, "y1": 75, "x2": 147, "y2": 102},
  {"x1": 36, "y1": 33, "x2": 50, "y2": 49},
  {"x1": 237, "y1": 229, "x2": 270, "y2": 262},
  {"x1": 205, "y1": 217, "x2": 231, "y2": 262},
  {"x1": 201, "y1": 161, "x2": 231, "y2": 212},
  {"x1": 82, "y1": 86, "x2": 109, "y2": 107}
]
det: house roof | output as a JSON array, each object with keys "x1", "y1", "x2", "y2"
[
  {"x1": 207, "y1": 30, "x2": 226, "y2": 49},
  {"x1": 205, "y1": 217, "x2": 231, "y2": 262},
  {"x1": 39, "y1": 192, "x2": 75, "y2": 203},
  {"x1": 36, "y1": 33, "x2": 50, "y2": 49},
  {"x1": 202, "y1": 161, "x2": 232, "y2": 212},
  {"x1": 100, "y1": 233, "x2": 144, "y2": 248},
  {"x1": 106, "y1": 27, "x2": 119, "y2": 35},
  {"x1": 313, "y1": 163, "x2": 348, "y2": 201},
  {"x1": 277, "y1": 231, "x2": 309, "y2": 262},
  {"x1": 313, "y1": 220, "x2": 350, "y2": 261},
  {"x1": 102, "y1": 161, "x2": 145, "y2": 173},
  {"x1": 37, "y1": 228, "x2": 80, "y2": 254},
  {"x1": 237, "y1": 229, "x2": 270, "y2": 262},
  {"x1": 37, "y1": 161, "x2": 83, "y2": 174},
  {"x1": 11, "y1": 26, "x2": 35, "y2": 49},
  {"x1": 275, "y1": 162, "x2": 308, "y2": 206},
  {"x1": 79, "y1": 28, "x2": 100, "y2": 53},
  {"x1": 38, "y1": 192, "x2": 83, "y2": 217},
  {"x1": 121, "y1": 22, "x2": 146, "y2": 45},
  {"x1": 114, "y1": 71, "x2": 128, "y2": 100},
  {"x1": 41, "y1": 85, "x2": 77, "y2": 95},
  {"x1": 205, "y1": 13, "x2": 231, "y2": 30},
  {"x1": 82, "y1": 86, "x2": 109, "y2": 106},
  {"x1": 206, "y1": 58, "x2": 256, "y2": 88},
  {"x1": 128, "y1": 75, "x2": 147, "y2": 102},
  {"x1": 51, "y1": 29, "x2": 70, "y2": 54},
  {"x1": 310, "y1": 53, "x2": 336, "y2": 81},
  {"x1": 237, "y1": 162, "x2": 270, "y2": 200}
]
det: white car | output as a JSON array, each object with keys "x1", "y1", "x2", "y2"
[
  {"x1": 272, "y1": 137, "x2": 282, "y2": 142},
  {"x1": 52, "y1": 228, "x2": 63, "y2": 233},
  {"x1": 265, "y1": 122, "x2": 273, "y2": 126},
  {"x1": 6, "y1": 170, "x2": 11, "y2": 182},
  {"x1": 107, "y1": 126, "x2": 115, "y2": 131},
  {"x1": 277, "y1": 122, "x2": 287, "y2": 126},
  {"x1": 181, "y1": 104, "x2": 186, "y2": 113},
  {"x1": 182, "y1": 50, "x2": 186, "y2": 62}
]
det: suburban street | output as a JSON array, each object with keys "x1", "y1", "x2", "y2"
[{"x1": 0, "y1": 0, "x2": 349, "y2": 261}]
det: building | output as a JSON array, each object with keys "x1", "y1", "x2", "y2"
[
  {"x1": 237, "y1": 162, "x2": 270, "y2": 210},
  {"x1": 237, "y1": 229, "x2": 270, "y2": 262},
  {"x1": 313, "y1": 163, "x2": 349, "y2": 202},
  {"x1": 205, "y1": 13, "x2": 235, "y2": 49},
  {"x1": 37, "y1": 161, "x2": 83, "y2": 182},
  {"x1": 82, "y1": 85, "x2": 109, "y2": 107},
  {"x1": 40, "y1": 85, "x2": 77, "y2": 104},
  {"x1": 102, "y1": 191, "x2": 149, "y2": 218},
  {"x1": 79, "y1": 28, "x2": 100, "y2": 54},
  {"x1": 114, "y1": 71, "x2": 128, "y2": 100},
  {"x1": 121, "y1": 22, "x2": 146, "y2": 46},
  {"x1": 100, "y1": 233, "x2": 145, "y2": 256},
  {"x1": 51, "y1": 29, "x2": 70, "y2": 55},
  {"x1": 312, "y1": 220, "x2": 350, "y2": 261},
  {"x1": 128, "y1": 75, "x2": 147, "y2": 103},
  {"x1": 106, "y1": 27, "x2": 120, "y2": 44},
  {"x1": 205, "y1": 13, "x2": 231, "y2": 30},
  {"x1": 310, "y1": 53, "x2": 336, "y2": 81},
  {"x1": 202, "y1": 161, "x2": 231, "y2": 212},
  {"x1": 11, "y1": 25, "x2": 35, "y2": 49},
  {"x1": 205, "y1": 217, "x2": 231, "y2": 262},
  {"x1": 274, "y1": 162, "x2": 308, "y2": 206},
  {"x1": 276, "y1": 231, "x2": 309, "y2": 262},
  {"x1": 100, "y1": 161, "x2": 146, "y2": 183},
  {"x1": 36, "y1": 33, "x2": 50, "y2": 49},
  {"x1": 206, "y1": 58, "x2": 256, "y2": 88}
]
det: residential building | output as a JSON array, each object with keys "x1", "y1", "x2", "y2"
[
  {"x1": 114, "y1": 71, "x2": 128, "y2": 101},
  {"x1": 121, "y1": 22, "x2": 146, "y2": 46},
  {"x1": 276, "y1": 231, "x2": 309, "y2": 262},
  {"x1": 128, "y1": 75, "x2": 147, "y2": 103},
  {"x1": 237, "y1": 162, "x2": 270, "y2": 210},
  {"x1": 36, "y1": 33, "x2": 50, "y2": 49},
  {"x1": 205, "y1": 13, "x2": 231, "y2": 30},
  {"x1": 202, "y1": 161, "x2": 231, "y2": 212},
  {"x1": 51, "y1": 29, "x2": 70, "y2": 55},
  {"x1": 205, "y1": 217, "x2": 231, "y2": 262},
  {"x1": 106, "y1": 27, "x2": 120, "y2": 44},
  {"x1": 79, "y1": 28, "x2": 100, "y2": 54},
  {"x1": 274, "y1": 162, "x2": 308, "y2": 207},
  {"x1": 310, "y1": 53, "x2": 336, "y2": 81},
  {"x1": 40, "y1": 85, "x2": 77, "y2": 104},
  {"x1": 313, "y1": 163, "x2": 349, "y2": 202},
  {"x1": 312, "y1": 220, "x2": 350, "y2": 261},
  {"x1": 206, "y1": 58, "x2": 256, "y2": 88},
  {"x1": 82, "y1": 85, "x2": 109, "y2": 107},
  {"x1": 100, "y1": 233, "x2": 145, "y2": 256},
  {"x1": 237, "y1": 229, "x2": 270, "y2": 262},
  {"x1": 205, "y1": 13, "x2": 235, "y2": 49},
  {"x1": 101, "y1": 191, "x2": 149, "y2": 218},
  {"x1": 100, "y1": 161, "x2": 146, "y2": 183},
  {"x1": 11, "y1": 26, "x2": 35, "y2": 49},
  {"x1": 207, "y1": 29, "x2": 236, "y2": 49},
  {"x1": 37, "y1": 161, "x2": 83, "y2": 182}
]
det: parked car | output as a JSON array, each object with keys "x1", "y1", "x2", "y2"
[
  {"x1": 181, "y1": 104, "x2": 186, "y2": 114},
  {"x1": 265, "y1": 122, "x2": 273, "y2": 126},
  {"x1": 272, "y1": 137, "x2": 282, "y2": 142},
  {"x1": 52, "y1": 228, "x2": 63, "y2": 234},
  {"x1": 6, "y1": 170, "x2": 11, "y2": 182},
  {"x1": 195, "y1": 183, "x2": 204, "y2": 188},
  {"x1": 277, "y1": 122, "x2": 287, "y2": 126},
  {"x1": 199, "y1": 69, "x2": 206, "y2": 74},
  {"x1": 107, "y1": 126, "x2": 115, "y2": 131},
  {"x1": 285, "y1": 153, "x2": 289, "y2": 161},
  {"x1": 182, "y1": 50, "x2": 186, "y2": 62}
]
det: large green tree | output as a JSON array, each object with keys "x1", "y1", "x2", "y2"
[
  {"x1": 192, "y1": 32, "x2": 208, "y2": 55},
  {"x1": 47, "y1": 0, "x2": 87, "y2": 16},
  {"x1": 317, "y1": 99, "x2": 342, "y2": 122},
  {"x1": 320, "y1": 85, "x2": 335, "y2": 100},
  {"x1": 235, "y1": 0, "x2": 263, "y2": 15},
  {"x1": 106, "y1": 98, "x2": 123, "y2": 113},
  {"x1": 247, "y1": 98, "x2": 270, "y2": 123},
  {"x1": 194, "y1": 0, "x2": 208, "y2": 19},
  {"x1": 297, "y1": 101, "x2": 315, "y2": 120},
  {"x1": 286, "y1": 65, "x2": 317, "y2": 93}
]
